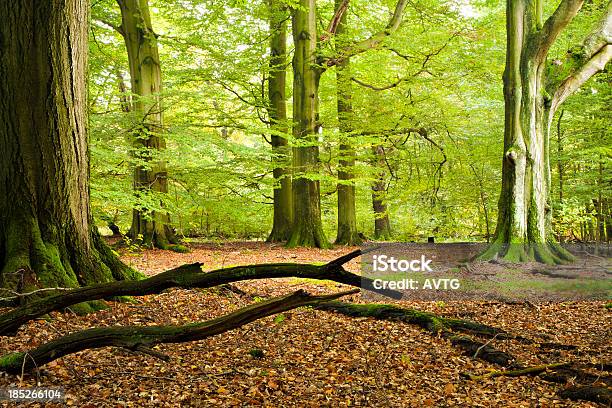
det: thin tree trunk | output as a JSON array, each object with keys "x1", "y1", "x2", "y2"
[
  {"x1": 266, "y1": 0, "x2": 293, "y2": 242},
  {"x1": 335, "y1": 0, "x2": 362, "y2": 246},
  {"x1": 0, "y1": 0, "x2": 139, "y2": 308},
  {"x1": 557, "y1": 110, "x2": 565, "y2": 242},
  {"x1": 371, "y1": 146, "x2": 391, "y2": 239},
  {"x1": 286, "y1": 0, "x2": 330, "y2": 248},
  {"x1": 117, "y1": 0, "x2": 176, "y2": 249}
]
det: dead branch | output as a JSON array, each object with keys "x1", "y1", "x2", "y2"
[
  {"x1": 0, "y1": 250, "x2": 400, "y2": 336},
  {"x1": 0, "y1": 289, "x2": 357, "y2": 374}
]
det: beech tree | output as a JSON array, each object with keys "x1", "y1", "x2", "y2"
[
  {"x1": 267, "y1": 0, "x2": 294, "y2": 242},
  {"x1": 482, "y1": 0, "x2": 611, "y2": 263},
  {"x1": 335, "y1": 0, "x2": 362, "y2": 245},
  {"x1": 287, "y1": 0, "x2": 408, "y2": 248},
  {"x1": 115, "y1": 0, "x2": 177, "y2": 248},
  {"x1": 0, "y1": 0, "x2": 139, "y2": 302}
]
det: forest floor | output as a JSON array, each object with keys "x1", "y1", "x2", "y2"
[{"x1": 0, "y1": 241, "x2": 610, "y2": 407}]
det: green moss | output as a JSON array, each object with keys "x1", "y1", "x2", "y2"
[
  {"x1": 169, "y1": 244, "x2": 190, "y2": 253},
  {"x1": 67, "y1": 300, "x2": 108, "y2": 315},
  {"x1": 35, "y1": 241, "x2": 80, "y2": 288},
  {"x1": 0, "y1": 352, "x2": 25, "y2": 372}
]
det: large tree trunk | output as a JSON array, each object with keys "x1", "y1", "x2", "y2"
[
  {"x1": 335, "y1": 0, "x2": 362, "y2": 246},
  {"x1": 0, "y1": 0, "x2": 139, "y2": 306},
  {"x1": 371, "y1": 146, "x2": 392, "y2": 239},
  {"x1": 266, "y1": 0, "x2": 293, "y2": 242},
  {"x1": 286, "y1": 0, "x2": 331, "y2": 248},
  {"x1": 117, "y1": 0, "x2": 176, "y2": 249},
  {"x1": 482, "y1": 0, "x2": 611, "y2": 263}
]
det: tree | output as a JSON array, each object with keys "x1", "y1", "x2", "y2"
[
  {"x1": 482, "y1": 0, "x2": 611, "y2": 263},
  {"x1": 267, "y1": 0, "x2": 294, "y2": 242},
  {"x1": 371, "y1": 145, "x2": 393, "y2": 239},
  {"x1": 335, "y1": 0, "x2": 363, "y2": 245},
  {"x1": 287, "y1": 0, "x2": 331, "y2": 248},
  {"x1": 0, "y1": 0, "x2": 139, "y2": 302},
  {"x1": 116, "y1": 0, "x2": 177, "y2": 248},
  {"x1": 288, "y1": 0, "x2": 408, "y2": 248}
]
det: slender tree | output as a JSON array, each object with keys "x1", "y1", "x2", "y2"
[
  {"x1": 0, "y1": 0, "x2": 139, "y2": 300},
  {"x1": 335, "y1": 0, "x2": 362, "y2": 245},
  {"x1": 116, "y1": 0, "x2": 176, "y2": 248},
  {"x1": 267, "y1": 0, "x2": 294, "y2": 242},
  {"x1": 371, "y1": 146, "x2": 392, "y2": 239},
  {"x1": 287, "y1": 0, "x2": 408, "y2": 248},
  {"x1": 287, "y1": 0, "x2": 330, "y2": 247},
  {"x1": 482, "y1": 0, "x2": 611, "y2": 263}
]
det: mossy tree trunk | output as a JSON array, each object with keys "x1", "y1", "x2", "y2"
[
  {"x1": 0, "y1": 0, "x2": 139, "y2": 304},
  {"x1": 286, "y1": 0, "x2": 331, "y2": 248},
  {"x1": 285, "y1": 0, "x2": 408, "y2": 248},
  {"x1": 117, "y1": 0, "x2": 176, "y2": 249},
  {"x1": 266, "y1": 0, "x2": 293, "y2": 242},
  {"x1": 482, "y1": 0, "x2": 611, "y2": 263},
  {"x1": 334, "y1": 0, "x2": 362, "y2": 246},
  {"x1": 371, "y1": 146, "x2": 392, "y2": 239}
]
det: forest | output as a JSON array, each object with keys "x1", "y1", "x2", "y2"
[{"x1": 0, "y1": 0, "x2": 610, "y2": 406}]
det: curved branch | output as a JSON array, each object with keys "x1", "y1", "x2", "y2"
[
  {"x1": 0, "y1": 289, "x2": 358, "y2": 374},
  {"x1": 532, "y1": 0, "x2": 584, "y2": 62},
  {"x1": 549, "y1": 2, "x2": 612, "y2": 116},
  {"x1": 351, "y1": 76, "x2": 405, "y2": 91},
  {"x1": 550, "y1": 44, "x2": 612, "y2": 115},
  {"x1": 323, "y1": 0, "x2": 408, "y2": 67},
  {"x1": 0, "y1": 250, "x2": 402, "y2": 336}
]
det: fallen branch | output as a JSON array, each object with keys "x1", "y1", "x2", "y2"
[
  {"x1": 316, "y1": 301, "x2": 516, "y2": 366},
  {"x1": 0, "y1": 250, "x2": 399, "y2": 336},
  {"x1": 461, "y1": 362, "x2": 570, "y2": 380},
  {"x1": 463, "y1": 363, "x2": 612, "y2": 404},
  {"x1": 0, "y1": 288, "x2": 358, "y2": 374},
  {"x1": 557, "y1": 385, "x2": 612, "y2": 405}
]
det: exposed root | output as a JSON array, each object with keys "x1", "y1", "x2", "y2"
[{"x1": 478, "y1": 239, "x2": 575, "y2": 265}]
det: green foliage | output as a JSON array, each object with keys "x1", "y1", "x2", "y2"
[{"x1": 87, "y1": 0, "x2": 609, "y2": 243}]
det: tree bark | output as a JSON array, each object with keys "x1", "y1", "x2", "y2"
[
  {"x1": 0, "y1": 289, "x2": 357, "y2": 374},
  {"x1": 0, "y1": 0, "x2": 139, "y2": 309},
  {"x1": 117, "y1": 0, "x2": 176, "y2": 249},
  {"x1": 335, "y1": 0, "x2": 362, "y2": 246},
  {"x1": 287, "y1": 0, "x2": 331, "y2": 248},
  {"x1": 316, "y1": 301, "x2": 516, "y2": 366},
  {"x1": 266, "y1": 0, "x2": 293, "y2": 242},
  {"x1": 0, "y1": 250, "x2": 401, "y2": 336},
  {"x1": 285, "y1": 0, "x2": 408, "y2": 247},
  {"x1": 482, "y1": 0, "x2": 611, "y2": 263},
  {"x1": 371, "y1": 146, "x2": 392, "y2": 239}
]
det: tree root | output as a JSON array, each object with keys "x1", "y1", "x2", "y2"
[
  {"x1": 0, "y1": 288, "x2": 358, "y2": 374},
  {"x1": 0, "y1": 250, "x2": 400, "y2": 336}
]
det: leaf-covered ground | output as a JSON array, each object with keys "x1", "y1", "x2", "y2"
[{"x1": 0, "y1": 242, "x2": 609, "y2": 407}]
